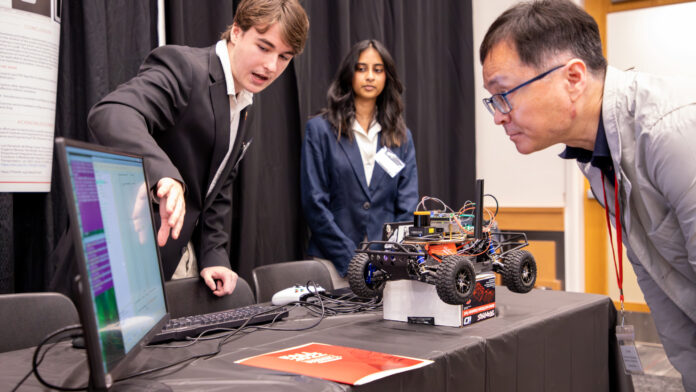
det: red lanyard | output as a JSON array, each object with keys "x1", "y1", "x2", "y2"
[{"x1": 601, "y1": 172, "x2": 624, "y2": 312}]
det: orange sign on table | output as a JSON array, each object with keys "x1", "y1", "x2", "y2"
[{"x1": 235, "y1": 342, "x2": 433, "y2": 385}]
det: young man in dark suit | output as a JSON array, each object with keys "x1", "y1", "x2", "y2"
[{"x1": 88, "y1": 0, "x2": 309, "y2": 296}]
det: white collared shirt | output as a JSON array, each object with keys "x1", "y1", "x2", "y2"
[
  {"x1": 207, "y1": 40, "x2": 254, "y2": 197},
  {"x1": 352, "y1": 116, "x2": 382, "y2": 186}
]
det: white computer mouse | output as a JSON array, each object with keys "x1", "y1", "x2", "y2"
[{"x1": 271, "y1": 285, "x2": 325, "y2": 305}]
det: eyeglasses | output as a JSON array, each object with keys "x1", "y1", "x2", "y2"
[{"x1": 482, "y1": 64, "x2": 565, "y2": 116}]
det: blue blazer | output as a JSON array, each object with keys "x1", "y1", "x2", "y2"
[{"x1": 300, "y1": 116, "x2": 419, "y2": 275}]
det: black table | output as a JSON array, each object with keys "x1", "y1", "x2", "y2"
[{"x1": 1, "y1": 287, "x2": 633, "y2": 391}]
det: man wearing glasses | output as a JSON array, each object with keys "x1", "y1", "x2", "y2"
[{"x1": 480, "y1": 0, "x2": 696, "y2": 389}]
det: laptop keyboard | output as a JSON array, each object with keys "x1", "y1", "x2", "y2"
[{"x1": 151, "y1": 304, "x2": 289, "y2": 343}]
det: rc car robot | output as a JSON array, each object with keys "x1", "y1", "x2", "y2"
[{"x1": 347, "y1": 180, "x2": 537, "y2": 305}]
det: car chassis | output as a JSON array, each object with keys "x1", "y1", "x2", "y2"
[{"x1": 348, "y1": 180, "x2": 538, "y2": 305}]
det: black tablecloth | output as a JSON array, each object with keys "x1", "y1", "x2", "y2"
[{"x1": 0, "y1": 287, "x2": 633, "y2": 391}]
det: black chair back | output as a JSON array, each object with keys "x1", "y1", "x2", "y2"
[
  {"x1": 252, "y1": 260, "x2": 334, "y2": 303},
  {"x1": 0, "y1": 292, "x2": 79, "y2": 352},
  {"x1": 165, "y1": 276, "x2": 255, "y2": 318}
]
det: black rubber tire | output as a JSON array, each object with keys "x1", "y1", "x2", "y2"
[
  {"x1": 347, "y1": 253, "x2": 386, "y2": 298},
  {"x1": 501, "y1": 250, "x2": 537, "y2": 293},
  {"x1": 435, "y1": 255, "x2": 476, "y2": 305}
]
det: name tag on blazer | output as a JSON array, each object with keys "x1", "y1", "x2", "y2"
[
  {"x1": 375, "y1": 146, "x2": 405, "y2": 177},
  {"x1": 233, "y1": 139, "x2": 253, "y2": 171}
]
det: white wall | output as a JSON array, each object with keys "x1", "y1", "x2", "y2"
[
  {"x1": 605, "y1": 1, "x2": 696, "y2": 303},
  {"x1": 472, "y1": 0, "x2": 578, "y2": 207},
  {"x1": 607, "y1": 2, "x2": 696, "y2": 78},
  {"x1": 157, "y1": 0, "x2": 166, "y2": 46},
  {"x1": 472, "y1": 0, "x2": 585, "y2": 291}
]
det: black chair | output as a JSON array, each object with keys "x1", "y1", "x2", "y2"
[
  {"x1": 164, "y1": 276, "x2": 255, "y2": 318},
  {"x1": 252, "y1": 260, "x2": 334, "y2": 303},
  {"x1": 0, "y1": 292, "x2": 80, "y2": 353}
]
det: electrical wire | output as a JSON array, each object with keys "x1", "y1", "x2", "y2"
[
  {"x1": 123, "y1": 281, "x2": 334, "y2": 380},
  {"x1": 126, "y1": 304, "x2": 297, "y2": 379},
  {"x1": 220, "y1": 281, "x2": 328, "y2": 335},
  {"x1": 11, "y1": 326, "x2": 82, "y2": 392},
  {"x1": 20, "y1": 282, "x2": 380, "y2": 388},
  {"x1": 416, "y1": 196, "x2": 454, "y2": 213},
  {"x1": 27, "y1": 322, "x2": 230, "y2": 389},
  {"x1": 25, "y1": 324, "x2": 87, "y2": 391},
  {"x1": 114, "y1": 345, "x2": 223, "y2": 383},
  {"x1": 484, "y1": 193, "x2": 499, "y2": 218},
  {"x1": 144, "y1": 306, "x2": 289, "y2": 348},
  {"x1": 302, "y1": 290, "x2": 382, "y2": 316}
]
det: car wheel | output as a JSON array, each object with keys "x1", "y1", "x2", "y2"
[
  {"x1": 435, "y1": 255, "x2": 476, "y2": 305},
  {"x1": 501, "y1": 250, "x2": 537, "y2": 293},
  {"x1": 348, "y1": 253, "x2": 386, "y2": 298}
]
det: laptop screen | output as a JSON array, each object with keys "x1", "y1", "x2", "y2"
[{"x1": 55, "y1": 138, "x2": 168, "y2": 388}]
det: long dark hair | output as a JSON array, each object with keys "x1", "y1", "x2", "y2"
[{"x1": 320, "y1": 39, "x2": 407, "y2": 147}]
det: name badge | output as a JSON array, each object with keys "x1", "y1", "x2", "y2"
[
  {"x1": 375, "y1": 146, "x2": 405, "y2": 178},
  {"x1": 616, "y1": 325, "x2": 644, "y2": 375}
]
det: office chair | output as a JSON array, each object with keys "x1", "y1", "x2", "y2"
[
  {"x1": 0, "y1": 292, "x2": 80, "y2": 353},
  {"x1": 164, "y1": 276, "x2": 255, "y2": 318},
  {"x1": 252, "y1": 260, "x2": 334, "y2": 303}
]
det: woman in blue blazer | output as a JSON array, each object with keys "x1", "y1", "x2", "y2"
[{"x1": 301, "y1": 39, "x2": 419, "y2": 286}]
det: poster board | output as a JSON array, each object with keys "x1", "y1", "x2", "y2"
[{"x1": 0, "y1": 0, "x2": 61, "y2": 192}]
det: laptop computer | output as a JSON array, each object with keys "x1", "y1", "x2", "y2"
[{"x1": 55, "y1": 137, "x2": 169, "y2": 390}]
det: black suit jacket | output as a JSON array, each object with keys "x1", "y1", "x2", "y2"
[{"x1": 88, "y1": 44, "x2": 252, "y2": 279}]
